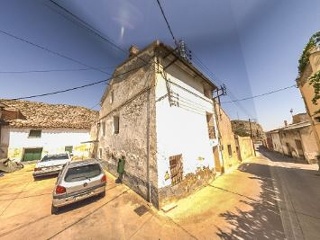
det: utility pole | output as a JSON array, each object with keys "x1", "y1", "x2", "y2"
[{"x1": 249, "y1": 119, "x2": 256, "y2": 157}]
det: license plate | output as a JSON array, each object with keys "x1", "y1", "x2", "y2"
[{"x1": 73, "y1": 192, "x2": 91, "y2": 201}]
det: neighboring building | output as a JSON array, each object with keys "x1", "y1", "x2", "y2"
[
  {"x1": 266, "y1": 129, "x2": 283, "y2": 153},
  {"x1": 296, "y1": 33, "x2": 320, "y2": 151},
  {"x1": 97, "y1": 41, "x2": 218, "y2": 209},
  {"x1": 235, "y1": 135, "x2": 255, "y2": 161},
  {"x1": 214, "y1": 103, "x2": 240, "y2": 172},
  {"x1": 0, "y1": 99, "x2": 98, "y2": 161},
  {"x1": 266, "y1": 114, "x2": 319, "y2": 163}
]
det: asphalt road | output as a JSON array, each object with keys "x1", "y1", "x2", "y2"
[{"x1": 0, "y1": 149, "x2": 318, "y2": 239}]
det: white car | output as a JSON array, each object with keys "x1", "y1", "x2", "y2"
[
  {"x1": 51, "y1": 158, "x2": 106, "y2": 214},
  {"x1": 33, "y1": 153, "x2": 71, "y2": 179}
]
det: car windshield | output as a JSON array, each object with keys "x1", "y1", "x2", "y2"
[
  {"x1": 64, "y1": 164, "x2": 101, "y2": 182},
  {"x1": 41, "y1": 154, "x2": 69, "y2": 162}
]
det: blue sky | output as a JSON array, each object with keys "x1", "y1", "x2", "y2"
[{"x1": 0, "y1": 0, "x2": 319, "y2": 131}]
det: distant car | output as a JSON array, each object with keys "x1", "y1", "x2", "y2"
[
  {"x1": 51, "y1": 158, "x2": 106, "y2": 214},
  {"x1": 33, "y1": 152, "x2": 72, "y2": 179}
]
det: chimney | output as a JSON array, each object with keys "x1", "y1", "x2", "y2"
[
  {"x1": 284, "y1": 120, "x2": 288, "y2": 127},
  {"x1": 129, "y1": 45, "x2": 139, "y2": 57}
]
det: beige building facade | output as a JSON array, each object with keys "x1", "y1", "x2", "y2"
[
  {"x1": 297, "y1": 38, "x2": 320, "y2": 152},
  {"x1": 214, "y1": 103, "x2": 240, "y2": 172},
  {"x1": 266, "y1": 117, "x2": 319, "y2": 163}
]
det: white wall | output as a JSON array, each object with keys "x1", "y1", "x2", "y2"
[
  {"x1": 155, "y1": 65, "x2": 214, "y2": 188},
  {"x1": 7, "y1": 127, "x2": 91, "y2": 160}
]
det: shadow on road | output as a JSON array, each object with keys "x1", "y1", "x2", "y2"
[
  {"x1": 258, "y1": 146, "x2": 309, "y2": 165},
  {"x1": 216, "y1": 159, "x2": 286, "y2": 239}
]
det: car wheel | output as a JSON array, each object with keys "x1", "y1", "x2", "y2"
[
  {"x1": 99, "y1": 191, "x2": 106, "y2": 198},
  {"x1": 51, "y1": 204, "x2": 59, "y2": 215}
]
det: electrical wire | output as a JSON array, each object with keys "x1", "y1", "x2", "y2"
[
  {"x1": 154, "y1": 0, "x2": 255, "y2": 119},
  {"x1": 0, "y1": 28, "x2": 110, "y2": 75},
  {"x1": 46, "y1": 0, "x2": 161, "y2": 72},
  {"x1": 10, "y1": 58, "x2": 154, "y2": 101},
  {"x1": 156, "y1": 0, "x2": 177, "y2": 44},
  {"x1": 0, "y1": 68, "x2": 92, "y2": 74},
  {"x1": 11, "y1": 79, "x2": 108, "y2": 100},
  {"x1": 46, "y1": 0, "x2": 128, "y2": 56},
  {"x1": 221, "y1": 84, "x2": 296, "y2": 103},
  {"x1": 191, "y1": 52, "x2": 255, "y2": 119}
]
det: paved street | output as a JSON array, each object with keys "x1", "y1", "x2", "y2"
[{"x1": 0, "y1": 149, "x2": 319, "y2": 239}]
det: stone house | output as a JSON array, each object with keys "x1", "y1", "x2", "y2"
[
  {"x1": 296, "y1": 35, "x2": 320, "y2": 151},
  {"x1": 0, "y1": 99, "x2": 98, "y2": 161},
  {"x1": 266, "y1": 114, "x2": 319, "y2": 163},
  {"x1": 97, "y1": 41, "x2": 219, "y2": 209},
  {"x1": 235, "y1": 135, "x2": 255, "y2": 161},
  {"x1": 266, "y1": 129, "x2": 282, "y2": 153},
  {"x1": 214, "y1": 102, "x2": 240, "y2": 172},
  {"x1": 214, "y1": 103, "x2": 255, "y2": 170}
]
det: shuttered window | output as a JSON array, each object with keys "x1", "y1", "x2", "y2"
[{"x1": 169, "y1": 154, "x2": 183, "y2": 185}]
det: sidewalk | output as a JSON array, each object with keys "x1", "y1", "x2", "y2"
[
  {"x1": 160, "y1": 155, "x2": 285, "y2": 239},
  {"x1": 99, "y1": 155, "x2": 286, "y2": 239}
]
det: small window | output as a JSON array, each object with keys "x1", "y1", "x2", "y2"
[
  {"x1": 65, "y1": 146, "x2": 73, "y2": 154},
  {"x1": 227, "y1": 144, "x2": 232, "y2": 157},
  {"x1": 101, "y1": 121, "x2": 106, "y2": 136},
  {"x1": 110, "y1": 90, "x2": 114, "y2": 104},
  {"x1": 113, "y1": 116, "x2": 119, "y2": 134},
  {"x1": 295, "y1": 140, "x2": 303, "y2": 150},
  {"x1": 28, "y1": 130, "x2": 42, "y2": 138},
  {"x1": 99, "y1": 148, "x2": 103, "y2": 159}
]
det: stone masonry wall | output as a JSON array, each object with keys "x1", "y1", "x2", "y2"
[{"x1": 98, "y1": 49, "x2": 159, "y2": 207}]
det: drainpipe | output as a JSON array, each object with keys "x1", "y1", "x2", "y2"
[
  {"x1": 146, "y1": 89, "x2": 151, "y2": 203},
  {"x1": 0, "y1": 107, "x2": 3, "y2": 158},
  {"x1": 249, "y1": 119, "x2": 256, "y2": 157},
  {"x1": 0, "y1": 121, "x2": 2, "y2": 158}
]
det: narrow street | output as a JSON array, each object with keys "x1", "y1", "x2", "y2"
[
  {"x1": 0, "y1": 148, "x2": 319, "y2": 239},
  {"x1": 260, "y1": 148, "x2": 320, "y2": 240}
]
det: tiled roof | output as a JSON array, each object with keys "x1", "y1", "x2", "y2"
[{"x1": 0, "y1": 99, "x2": 98, "y2": 129}]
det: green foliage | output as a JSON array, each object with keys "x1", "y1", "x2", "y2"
[
  {"x1": 298, "y1": 31, "x2": 320, "y2": 75},
  {"x1": 309, "y1": 70, "x2": 320, "y2": 105}
]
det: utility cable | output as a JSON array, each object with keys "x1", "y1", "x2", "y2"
[
  {"x1": 11, "y1": 79, "x2": 108, "y2": 100},
  {"x1": 192, "y1": 52, "x2": 255, "y2": 118},
  {"x1": 221, "y1": 84, "x2": 296, "y2": 104},
  {"x1": 10, "y1": 57, "x2": 154, "y2": 101},
  {"x1": 46, "y1": 0, "x2": 160, "y2": 72},
  {"x1": 156, "y1": 0, "x2": 177, "y2": 44},
  {"x1": 0, "y1": 28, "x2": 110, "y2": 75},
  {"x1": 47, "y1": 0, "x2": 128, "y2": 56},
  {"x1": 0, "y1": 68, "x2": 91, "y2": 74},
  {"x1": 154, "y1": 0, "x2": 254, "y2": 119}
]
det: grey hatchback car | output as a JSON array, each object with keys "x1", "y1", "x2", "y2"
[{"x1": 51, "y1": 158, "x2": 106, "y2": 214}]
